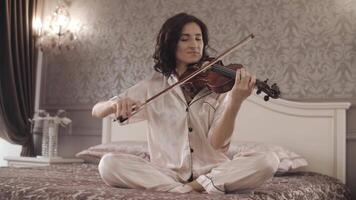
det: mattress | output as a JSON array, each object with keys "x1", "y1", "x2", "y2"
[{"x1": 0, "y1": 163, "x2": 351, "y2": 200}]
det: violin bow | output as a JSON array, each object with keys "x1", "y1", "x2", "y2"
[{"x1": 114, "y1": 34, "x2": 255, "y2": 122}]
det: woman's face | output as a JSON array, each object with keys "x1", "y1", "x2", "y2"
[{"x1": 175, "y1": 22, "x2": 204, "y2": 68}]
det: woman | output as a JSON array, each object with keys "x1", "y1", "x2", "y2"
[{"x1": 92, "y1": 12, "x2": 279, "y2": 194}]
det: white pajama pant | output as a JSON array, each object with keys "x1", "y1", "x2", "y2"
[{"x1": 98, "y1": 152, "x2": 279, "y2": 194}]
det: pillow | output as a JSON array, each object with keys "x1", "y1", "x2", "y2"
[
  {"x1": 226, "y1": 141, "x2": 308, "y2": 173},
  {"x1": 76, "y1": 141, "x2": 307, "y2": 173},
  {"x1": 76, "y1": 141, "x2": 150, "y2": 164}
]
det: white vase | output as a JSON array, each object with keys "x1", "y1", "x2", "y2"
[
  {"x1": 41, "y1": 120, "x2": 49, "y2": 157},
  {"x1": 48, "y1": 120, "x2": 59, "y2": 158}
]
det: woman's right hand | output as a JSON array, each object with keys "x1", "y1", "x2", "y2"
[{"x1": 110, "y1": 97, "x2": 142, "y2": 119}]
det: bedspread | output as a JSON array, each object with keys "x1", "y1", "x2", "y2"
[{"x1": 0, "y1": 163, "x2": 351, "y2": 200}]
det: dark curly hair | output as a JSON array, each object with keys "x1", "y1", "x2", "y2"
[{"x1": 153, "y1": 13, "x2": 209, "y2": 77}]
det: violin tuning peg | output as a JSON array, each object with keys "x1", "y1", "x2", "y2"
[
  {"x1": 256, "y1": 89, "x2": 262, "y2": 95},
  {"x1": 264, "y1": 79, "x2": 269, "y2": 83},
  {"x1": 264, "y1": 95, "x2": 270, "y2": 101}
]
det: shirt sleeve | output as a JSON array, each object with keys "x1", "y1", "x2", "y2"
[
  {"x1": 109, "y1": 79, "x2": 148, "y2": 125},
  {"x1": 207, "y1": 92, "x2": 232, "y2": 153}
]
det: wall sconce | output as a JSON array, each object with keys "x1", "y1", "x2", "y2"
[{"x1": 34, "y1": 1, "x2": 80, "y2": 53}]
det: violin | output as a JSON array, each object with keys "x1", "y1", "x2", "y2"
[{"x1": 180, "y1": 59, "x2": 281, "y2": 101}]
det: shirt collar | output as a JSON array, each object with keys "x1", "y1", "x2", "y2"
[{"x1": 167, "y1": 73, "x2": 179, "y2": 86}]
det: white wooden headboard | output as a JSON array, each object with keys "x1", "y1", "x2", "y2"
[{"x1": 102, "y1": 93, "x2": 350, "y2": 183}]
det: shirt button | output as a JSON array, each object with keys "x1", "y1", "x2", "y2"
[
  {"x1": 190, "y1": 148, "x2": 194, "y2": 153},
  {"x1": 188, "y1": 127, "x2": 193, "y2": 132}
]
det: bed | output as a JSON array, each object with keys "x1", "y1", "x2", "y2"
[{"x1": 0, "y1": 92, "x2": 352, "y2": 199}]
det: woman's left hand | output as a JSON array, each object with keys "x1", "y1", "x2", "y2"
[{"x1": 230, "y1": 67, "x2": 256, "y2": 103}]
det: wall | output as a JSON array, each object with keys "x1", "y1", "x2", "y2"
[{"x1": 39, "y1": 0, "x2": 356, "y2": 196}]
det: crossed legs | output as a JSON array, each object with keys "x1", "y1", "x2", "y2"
[{"x1": 98, "y1": 152, "x2": 279, "y2": 194}]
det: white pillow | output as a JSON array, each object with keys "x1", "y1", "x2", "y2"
[
  {"x1": 227, "y1": 141, "x2": 308, "y2": 173},
  {"x1": 76, "y1": 141, "x2": 149, "y2": 164}
]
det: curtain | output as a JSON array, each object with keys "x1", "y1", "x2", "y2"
[{"x1": 0, "y1": 0, "x2": 41, "y2": 156}]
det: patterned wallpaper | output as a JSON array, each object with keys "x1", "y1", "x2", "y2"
[{"x1": 41, "y1": 0, "x2": 356, "y2": 108}]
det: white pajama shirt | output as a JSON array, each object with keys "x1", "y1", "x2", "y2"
[{"x1": 98, "y1": 72, "x2": 279, "y2": 194}]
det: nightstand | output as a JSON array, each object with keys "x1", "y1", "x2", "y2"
[{"x1": 3, "y1": 156, "x2": 83, "y2": 167}]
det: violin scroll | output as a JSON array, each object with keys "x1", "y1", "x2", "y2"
[{"x1": 256, "y1": 79, "x2": 281, "y2": 101}]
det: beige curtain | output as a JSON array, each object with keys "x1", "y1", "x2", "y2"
[{"x1": 0, "y1": 0, "x2": 43, "y2": 156}]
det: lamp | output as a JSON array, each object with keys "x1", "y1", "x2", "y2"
[{"x1": 35, "y1": 0, "x2": 80, "y2": 53}]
